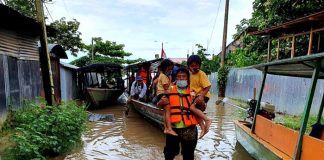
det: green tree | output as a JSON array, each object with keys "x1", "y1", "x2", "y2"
[
  {"x1": 71, "y1": 37, "x2": 145, "y2": 67},
  {"x1": 232, "y1": 0, "x2": 324, "y2": 67},
  {"x1": 48, "y1": 18, "x2": 84, "y2": 56},
  {"x1": 3, "y1": 0, "x2": 36, "y2": 18},
  {"x1": 195, "y1": 44, "x2": 220, "y2": 74}
]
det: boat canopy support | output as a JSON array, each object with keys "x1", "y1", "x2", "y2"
[
  {"x1": 251, "y1": 66, "x2": 268, "y2": 133},
  {"x1": 294, "y1": 60, "x2": 322, "y2": 160}
]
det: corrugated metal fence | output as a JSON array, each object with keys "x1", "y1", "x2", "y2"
[{"x1": 209, "y1": 68, "x2": 324, "y2": 115}]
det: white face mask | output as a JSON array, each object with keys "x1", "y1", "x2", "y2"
[{"x1": 176, "y1": 80, "x2": 188, "y2": 88}]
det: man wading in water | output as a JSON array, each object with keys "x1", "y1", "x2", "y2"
[{"x1": 162, "y1": 67, "x2": 208, "y2": 160}]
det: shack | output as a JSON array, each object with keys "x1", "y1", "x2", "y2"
[
  {"x1": 39, "y1": 44, "x2": 68, "y2": 103},
  {"x1": 0, "y1": 4, "x2": 54, "y2": 121}
]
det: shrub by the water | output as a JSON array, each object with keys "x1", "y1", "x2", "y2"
[{"x1": 2, "y1": 101, "x2": 88, "y2": 159}]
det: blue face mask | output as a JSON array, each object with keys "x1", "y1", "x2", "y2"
[{"x1": 176, "y1": 80, "x2": 188, "y2": 88}]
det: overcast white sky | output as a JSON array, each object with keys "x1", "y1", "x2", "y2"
[{"x1": 46, "y1": 0, "x2": 254, "y2": 62}]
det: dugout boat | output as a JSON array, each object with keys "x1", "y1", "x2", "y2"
[{"x1": 77, "y1": 63, "x2": 124, "y2": 107}]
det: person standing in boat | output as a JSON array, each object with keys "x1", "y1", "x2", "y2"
[
  {"x1": 129, "y1": 75, "x2": 147, "y2": 101},
  {"x1": 187, "y1": 55, "x2": 212, "y2": 137},
  {"x1": 163, "y1": 67, "x2": 201, "y2": 160}
]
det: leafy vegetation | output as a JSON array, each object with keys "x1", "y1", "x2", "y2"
[
  {"x1": 70, "y1": 37, "x2": 145, "y2": 67},
  {"x1": 229, "y1": 98, "x2": 249, "y2": 109},
  {"x1": 231, "y1": 0, "x2": 324, "y2": 67},
  {"x1": 193, "y1": 44, "x2": 221, "y2": 74},
  {"x1": 48, "y1": 17, "x2": 84, "y2": 56},
  {"x1": 1, "y1": 100, "x2": 88, "y2": 159},
  {"x1": 231, "y1": 109, "x2": 247, "y2": 121},
  {"x1": 217, "y1": 66, "x2": 229, "y2": 97},
  {"x1": 274, "y1": 114, "x2": 324, "y2": 134}
]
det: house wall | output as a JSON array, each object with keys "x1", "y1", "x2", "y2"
[{"x1": 0, "y1": 29, "x2": 41, "y2": 119}]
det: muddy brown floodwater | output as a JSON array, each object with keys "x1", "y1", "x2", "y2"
[{"x1": 56, "y1": 95, "x2": 253, "y2": 160}]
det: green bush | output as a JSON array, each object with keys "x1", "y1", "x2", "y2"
[
  {"x1": 217, "y1": 66, "x2": 229, "y2": 97},
  {"x1": 3, "y1": 101, "x2": 88, "y2": 160}
]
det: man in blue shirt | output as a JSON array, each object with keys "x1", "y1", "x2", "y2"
[{"x1": 130, "y1": 75, "x2": 147, "y2": 101}]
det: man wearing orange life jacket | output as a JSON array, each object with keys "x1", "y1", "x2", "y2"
[
  {"x1": 168, "y1": 84, "x2": 198, "y2": 126},
  {"x1": 163, "y1": 67, "x2": 200, "y2": 160}
]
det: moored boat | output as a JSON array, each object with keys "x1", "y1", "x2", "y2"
[
  {"x1": 125, "y1": 58, "x2": 165, "y2": 127},
  {"x1": 77, "y1": 63, "x2": 124, "y2": 107},
  {"x1": 235, "y1": 11, "x2": 324, "y2": 160}
]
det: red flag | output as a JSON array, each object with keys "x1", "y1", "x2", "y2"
[{"x1": 161, "y1": 42, "x2": 166, "y2": 58}]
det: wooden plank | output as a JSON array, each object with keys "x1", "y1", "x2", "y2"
[
  {"x1": 291, "y1": 34, "x2": 295, "y2": 58},
  {"x1": 255, "y1": 115, "x2": 298, "y2": 157},
  {"x1": 317, "y1": 33, "x2": 321, "y2": 52},
  {"x1": 301, "y1": 135, "x2": 324, "y2": 160},
  {"x1": 267, "y1": 37, "x2": 271, "y2": 62},
  {"x1": 277, "y1": 40, "x2": 280, "y2": 60},
  {"x1": 308, "y1": 28, "x2": 313, "y2": 55}
]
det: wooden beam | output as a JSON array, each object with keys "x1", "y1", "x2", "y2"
[
  {"x1": 308, "y1": 27, "x2": 313, "y2": 55},
  {"x1": 317, "y1": 33, "x2": 321, "y2": 52},
  {"x1": 267, "y1": 36, "x2": 271, "y2": 62},
  {"x1": 251, "y1": 66, "x2": 268, "y2": 133},
  {"x1": 291, "y1": 34, "x2": 295, "y2": 58},
  {"x1": 277, "y1": 39, "x2": 280, "y2": 60}
]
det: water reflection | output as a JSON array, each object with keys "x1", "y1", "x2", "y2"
[{"x1": 59, "y1": 95, "x2": 253, "y2": 160}]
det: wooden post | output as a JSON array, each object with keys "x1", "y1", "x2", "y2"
[
  {"x1": 291, "y1": 34, "x2": 295, "y2": 58},
  {"x1": 277, "y1": 39, "x2": 280, "y2": 60},
  {"x1": 35, "y1": 0, "x2": 55, "y2": 105},
  {"x1": 317, "y1": 33, "x2": 321, "y2": 52},
  {"x1": 253, "y1": 87, "x2": 256, "y2": 100},
  {"x1": 251, "y1": 66, "x2": 268, "y2": 133},
  {"x1": 220, "y1": 0, "x2": 229, "y2": 67},
  {"x1": 308, "y1": 27, "x2": 313, "y2": 55},
  {"x1": 267, "y1": 36, "x2": 271, "y2": 62},
  {"x1": 294, "y1": 60, "x2": 320, "y2": 160}
]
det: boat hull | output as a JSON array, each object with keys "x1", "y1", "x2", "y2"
[
  {"x1": 131, "y1": 99, "x2": 164, "y2": 128},
  {"x1": 87, "y1": 88, "x2": 123, "y2": 107},
  {"x1": 234, "y1": 121, "x2": 281, "y2": 160}
]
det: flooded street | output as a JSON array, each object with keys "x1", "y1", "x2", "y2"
[{"x1": 61, "y1": 95, "x2": 253, "y2": 160}]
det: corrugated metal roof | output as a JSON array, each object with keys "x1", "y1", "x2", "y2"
[{"x1": 60, "y1": 61, "x2": 79, "y2": 70}]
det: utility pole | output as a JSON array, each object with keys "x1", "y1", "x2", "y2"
[
  {"x1": 221, "y1": 0, "x2": 229, "y2": 67},
  {"x1": 35, "y1": 0, "x2": 55, "y2": 105}
]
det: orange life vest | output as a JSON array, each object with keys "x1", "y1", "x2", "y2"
[{"x1": 169, "y1": 85, "x2": 198, "y2": 126}]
